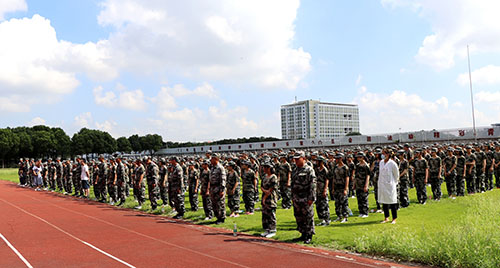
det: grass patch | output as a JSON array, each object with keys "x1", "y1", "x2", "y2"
[{"x1": 2, "y1": 168, "x2": 499, "y2": 267}]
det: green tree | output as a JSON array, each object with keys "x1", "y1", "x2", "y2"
[
  {"x1": 13, "y1": 127, "x2": 33, "y2": 158},
  {"x1": 71, "y1": 128, "x2": 94, "y2": 155},
  {"x1": 0, "y1": 128, "x2": 14, "y2": 168},
  {"x1": 117, "y1": 137, "x2": 132, "y2": 153},
  {"x1": 32, "y1": 130, "x2": 55, "y2": 158},
  {"x1": 128, "y1": 134, "x2": 142, "y2": 152},
  {"x1": 51, "y1": 127, "x2": 71, "y2": 158},
  {"x1": 140, "y1": 134, "x2": 163, "y2": 154}
]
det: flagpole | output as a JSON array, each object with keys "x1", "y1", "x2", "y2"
[{"x1": 467, "y1": 45, "x2": 477, "y2": 140}]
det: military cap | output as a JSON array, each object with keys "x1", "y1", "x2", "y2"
[
  {"x1": 346, "y1": 154, "x2": 353, "y2": 159},
  {"x1": 293, "y1": 151, "x2": 305, "y2": 159},
  {"x1": 335, "y1": 153, "x2": 344, "y2": 159},
  {"x1": 316, "y1": 156, "x2": 326, "y2": 162},
  {"x1": 211, "y1": 153, "x2": 221, "y2": 159},
  {"x1": 397, "y1": 149, "x2": 405, "y2": 155},
  {"x1": 374, "y1": 149, "x2": 382, "y2": 154},
  {"x1": 170, "y1": 156, "x2": 179, "y2": 162},
  {"x1": 356, "y1": 152, "x2": 366, "y2": 158},
  {"x1": 98, "y1": 154, "x2": 105, "y2": 159},
  {"x1": 228, "y1": 161, "x2": 237, "y2": 167},
  {"x1": 431, "y1": 148, "x2": 438, "y2": 152},
  {"x1": 261, "y1": 161, "x2": 273, "y2": 167},
  {"x1": 48, "y1": 158, "x2": 52, "y2": 161},
  {"x1": 465, "y1": 145, "x2": 472, "y2": 149},
  {"x1": 447, "y1": 147, "x2": 455, "y2": 152}
]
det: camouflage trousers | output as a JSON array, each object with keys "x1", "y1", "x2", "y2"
[
  {"x1": 201, "y1": 193, "x2": 213, "y2": 218},
  {"x1": 444, "y1": 174, "x2": 457, "y2": 197},
  {"x1": 315, "y1": 194, "x2": 330, "y2": 221},
  {"x1": 485, "y1": 172, "x2": 494, "y2": 191},
  {"x1": 495, "y1": 169, "x2": 500, "y2": 188},
  {"x1": 243, "y1": 190, "x2": 255, "y2": 213},
  {"x1": 188, "y1": 182, "x2": 199, "y2": 211},
  {"x1": 49, "y1": 175, "x2": 56, "y2": 190},
  {"x1": 455, "y1": 174, "x2": 465, "y2": 196},
  {"x1": 414, "y1": 175, "x2": 427, "y2": 204},
  {"x1": 292, "y1": 201, "x2": 315, "y2": 236},
  {"x1": 73, "y1": 176, "x2": 82, "y2": 195},
  {"x1": 159, "y1": 182, "x2": 168, "y2": 205},
  {"x1": 147, "y1": 181, "x2": 159, "y2": 208},
  {"x1": 465, "y1": 174, "x2": 476, "y2": 194},
  {"x1": 333, "y1": 187, "x2": 349, "y2": 219},
  {"x1": 279, "y1": 182, "x2": 292, "y2": 209},
  {"x1": 56, "y1": 175, "x2": 64, "y2": 191},
  {"x1": 475, "y1": 172, "x2": 485, "y2": 192},
  {"x1": 134, "y1": 181, "x2": 146, "y2": 205},
  {"x1": 429, "y1": 174, "x2": 442, "y2": 200},
  {"x1": 355, "y1": 189, "x2": 369, "y2": 215},
  {"x1": 107, "y1": 183, "x2": 117, "y2": 202},
  {"x1": 398, "y1": 178, "x2": 410, "y2": 208},
  {"x1": 170, "y1": 187, "x2": 185, "y2": 215},
  {"x1": 372, "y1": 178, "x2": 381, "y2": 209},
  {"x1": 94, "y1": 179, "x2": 106, "y2": 201},
  {"x1": 210, "y1": 192, "x2": 226, "y2": 221},
  {"x1": 262, "y1": 206, "x2": 276, "y2": 232},
  {"x1": 117, "y1": 180, "x2": 127, "y2": 203},
  {"x1": 227, "y1": 192, "x2": 240, "y2": 213},
  {"x1": 64, "y1": 176, "x2": 73, "y2": 194}
]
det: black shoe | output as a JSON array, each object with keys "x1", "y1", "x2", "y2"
[
  {"x1": 152, "y1": 205, "x2": 157, "y2": 210},
  {"x1": 215, "y1": 219, "x2": 225, "y2": 225},
  {"x1": 173, "y1": 214, "x2": 183, "y2": 219},
  {"x1": 304, "y1": 235, "x2": 312, "y2": 244},
  {"x1": 118, "y1": 201, "x2": 124, "y2": 206}
]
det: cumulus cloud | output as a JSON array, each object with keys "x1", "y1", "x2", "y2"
[
  {"x1": 169, "y1": 82, "x2": 218, "y2": 98},
  {"x1": 457, "y1": 65, "x2": 500, "y2": 86},
  {"x1": 74, "y1": 112, "x2": 92, "y2": 128},
  {"x1": 28, "y1": 117, "x2": 46, "y2": 126},
  {"x1": 95, "y1": 120, "x2": 117, "y2": 133},
  {"x1": 475, "y1": 91, "x2": 500, "y2": 105},
  {"x1": 93, "y1": 86, "x2": 146, "y2": 111},
  {"x1": 0, "y1": 0, "x2": 27, "y2": 21},
  {"x1": 97, "y1": 0, "x2": 311, "y2": 89},
  {"x1": 383, "y1": 0, "x2": 500, "y2": 71}
]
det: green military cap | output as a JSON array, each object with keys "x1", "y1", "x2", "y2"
[
  {"x1": 293, "y1": 151, "x2": 305, "y2": 159},
  {"x1": 335, "y1": 153, "x2": 344, "y2": 159}
]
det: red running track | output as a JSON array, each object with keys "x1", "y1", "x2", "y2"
[{"x1": 0, "y1": 180, "x2": 418, "y2": 268}]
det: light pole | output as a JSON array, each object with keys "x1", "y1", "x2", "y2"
[{"x1": 467, "y1": 45, "x2": 477, "y2": 140}]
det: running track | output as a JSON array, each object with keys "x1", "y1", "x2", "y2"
[{"x1": 0, "y1": 181, "x2": 418, "y2": 268}]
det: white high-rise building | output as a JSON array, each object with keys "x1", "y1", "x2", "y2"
[{"x1": 280, "y1": 100, "x2": 360, "y2": 139}]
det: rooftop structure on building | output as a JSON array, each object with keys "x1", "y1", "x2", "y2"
[{"x1": 280, "y1": 99, "x2": 360, "y2": 140}]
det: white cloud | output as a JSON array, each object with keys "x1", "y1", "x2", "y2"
[
  {"x1": 355, "y1": 74, "x2": 362, "y2": 86},
  {"x1": 74, "y1": 112, "x2": 92, "y2": 128},
  {"x1": 93, "y1": 86, "x2": 146, "y2": 111},
  {"x1": 95, "y1": 120, "x2": 117, "y2": 133},
  {"x1": 28, "y1": 117, "x2": 46, "y2": 126},
  {"x1": 475, "y1": 91, "x2": 500, "y2": 104},
  {"x1": 169, "y1": 82, "x2": 218, "y2": 98},
  {"x1": 383, "y1": 0, "x2": 500, "y2": 71},
  {"x1": 97, "y1": 0, "x2": 311, "y2": 89},
  {"x1": 457, "y1": 65, "x2": 500, "y2": 86},
  {"x1": 0, "y1": 0, "x2": 27, "y2": 21}
]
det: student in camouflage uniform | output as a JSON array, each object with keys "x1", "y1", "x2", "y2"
[
  {"x1": 428, "y1": 149, "x2": 442, "y2": 200},
  {"x1": 95, "y1": 156, "x2": 108, "y2": 202},
  {"x1": 64, "y1": 159, "x2": 73, "y2": 194},
  {"x1": 291, "y1": 151, "x2": 316, "y2": 244},
  {"x1": 474, "y1": 145, "x2": 486, "y2": 192},
  {"x1": 346, "y1": 155, "x2": 356, "y2": 198},
  {"x1": 484, "y1": 145, "x2": 495, "y2": 191},
  {"x1": 48, "y1": 159, "x2": 56, "y2": 191},
  {"x1": 116, "y1": 157, "x2": 128, "y2": 206},
  {"x1": 145, "y1": 157, "x2": 160, "y2": 210},
  {"x1": 465, "y1": 146, "x2": 476, "y2": 194},
  {"x1": 199, "y1": 161, "x2": 213, "y2": 220},
  {"x1": 55, "y1": 158, "x2": 64, "y2": 192},
  {"x1": 209, "y1": 154, "x2": 226, "y2": 224},
  {"x1": 133, "y1": 159, "x2": 146, "y2": 209},
  {"x1": 107, "y1": 158, "x2": 118, "y2": 204},
  {"x1": 495, "y1": 145, "x2": 500, "y2": 188},
  {"x1": 241, "y1": 161, "x2": 257, "y2": 214},
  {"x1": 278, "y1": 155, "x2": 292, "y2": 209},
  {"x1": 158, "y1": 158, "x2": 169, "y2": 206},
  {"x1": 314, "y1": 156, "x2": 330, "y2": 226},
  {"x1": 396, "y1": 151, "x2": 410, "y2": 207},
  {"x1": 226, "y1": 161, "x2": 240, "y2": 217},
  {"x1": 249, "y1": 157, "x2": 260, "y2": 203},
  {"x1": 443, "y1": 148, "x2": 457, "y2": 198},
  {"x1": 370, "y1": 150, "x2": 382, "y2": 212},
  {"x1": 354, "y1": 152, "x2": 371, "y2": 216},
  {"x1": 412, "y1": 150, "x2": 429, "y2": 204},
  {"x1": 187, "y1": 162, "x2": 200, "y2": 211},
  {"x1": 168, "y1": 157, "x2": 185, "y2": 219},
  {"x1": 260, "y1": 161, "x2": 278, "y2": 238},
  {"x1": 455, "y1": 149, "x2": 466, "y2": 196},
  {"x1": 332, "y1": 153, "x2": 350, "y2": 223}
]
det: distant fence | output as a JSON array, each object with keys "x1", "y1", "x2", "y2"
[{"x1": 156, "y1": 126, "x2": 500, "y2": 155}]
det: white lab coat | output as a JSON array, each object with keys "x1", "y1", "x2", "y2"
[{"x1": 378, "y1": 159, "x2": 400, "y2": 204}]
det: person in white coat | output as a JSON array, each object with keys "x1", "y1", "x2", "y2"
[{"x1": 378, "y1": 148, "x2": 400, "y2": 224}]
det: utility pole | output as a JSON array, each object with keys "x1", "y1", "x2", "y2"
[{"x1": 467, "y1": 45, "x2": 477, "y2": 140}]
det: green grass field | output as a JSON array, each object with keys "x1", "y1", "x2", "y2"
[{"x1": 2, "y1": 168, "x2": 500, "y2": 268}]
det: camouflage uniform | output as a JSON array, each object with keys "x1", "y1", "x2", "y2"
[
  {"x1": 475, "y1": 150, "x2": 486, "y2": 192},
  {"x1": 261, "y1": 173, "x2": 278, "y2": 233},
  {"x1": 278, "y1": 161, "x2": 292, "y2": 209},
  {"x1": 95, "y1": 161, "x2": 108, "y2": 201},
  {"x1": 187, "y1": 168, "x2": 200, "y2": 211},
  {"x1": 107, "y1": 163, "x2": 117, "y2": 202},
  {"x1": 55, "y1": 161, "x2": 64, "y2": 191},
  {"x1": 398, "y1": 159, "x2": 410, "y2": 207},
  {"x1": 200, "y1": 167, "x2": 213, "y2": 219},
  {"x1": 371, "y1": 159, "x2": 381, "y2": 210},
  {"x1": 116, "y1": 161, "x2": 128, "y2": 203},
  {"x1": 209, "y1": 162, "x2": 227, "y2": 222},
  {"x1": 291, "y1": 164, "x2": 316, "y2": 238},
  {"x1": 241, "y1": 168, "x2": 257, "y2": 213},
  {"x1": 226, "y1": 169, "x2": 240, "y2": 214},
  {"x1": 355, "y1": 162, "x2": 371, "y2": 213},
  {"x1": 146, "y1": 161, "x2": 160, "y2": 209},
  {"x1": 485, "y1": 150, "x2": 495, "y2": 190},
  {"x1": 159, "y1": 164, "x2": 169, "y2": 205},
  {"x1": 134, "y1": 163, "x2": 146, "y2": 205},
  {"x1": 64, "y1": 162, "x2": 73, "y2": 194},
  {"x1": 465, "y1": 153, "x2": 476, "y2": 194},
  {"x1": 48, "y1": 162, "x2": 56, "y2": 190},
  {"x1": 314, "y1": 165, "x2": 330, "y2": 223},
  {"x1": 428, "y1": 156, "x2": 442, "y2": 200},
  {"x1": 495, "y1": 149, "x2": 500, "y2": 188},
  {"x1": 443, "y1": 154, "x2": 457, "y2": 197},
  {"x1": 72, "y1": 163, "x2": 81, "y2": 195},
  {"x1": 455, "y1": 154, "x2": 466, "y2": 196},
  {"x1": 168, "y1": 163, "x2": 185, "y2": 217},
  {"x1": 413, "y1": 158, "x2": 428, "y2": 204},
  {"x1": 333, "y1": 164, "x2": 349, "y2": 219}
]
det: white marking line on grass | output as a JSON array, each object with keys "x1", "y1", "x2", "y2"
[
  {"x1": 0, "y1": 198, "x2": 136, "y2": 268},
  {"x1": 20, "y1": 194, "x2": 250, "y2": 268},
  {"x1": 0, "y1": 233, "x2": 33, "y2": 268}
]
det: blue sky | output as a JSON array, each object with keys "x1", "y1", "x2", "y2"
[{"x1": 1, "y1": 0, "x2": 499, "y2": 141}]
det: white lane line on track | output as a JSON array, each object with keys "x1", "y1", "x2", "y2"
[
  {"x1": 0, "y1": 233, "x2": 34, "y2": 268},
  {"x1": 18, "y1": 193, "x2": 250, "y2": 268},
  {"x1": 0, "y1": 198, "x2": 136, "y2": 268}
]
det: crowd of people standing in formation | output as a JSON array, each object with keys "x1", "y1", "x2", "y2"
[{"x1": 18, "y1": 141, "x2": 500, "y2": 244}]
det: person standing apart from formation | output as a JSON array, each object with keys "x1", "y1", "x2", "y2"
[
  {"x1": 80, "y1": 159, "x2": 90, "y2": 198},
  {"x1": 32, "y1": 160, "x2": 43, "y2": 191},
  {"x1": 378, "y1": 149, "x2": 400, "y2": 224}
]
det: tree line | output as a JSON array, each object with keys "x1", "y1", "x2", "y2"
[{"x1": 0, "y1": 126, "x2": 163, "y2": 167}]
